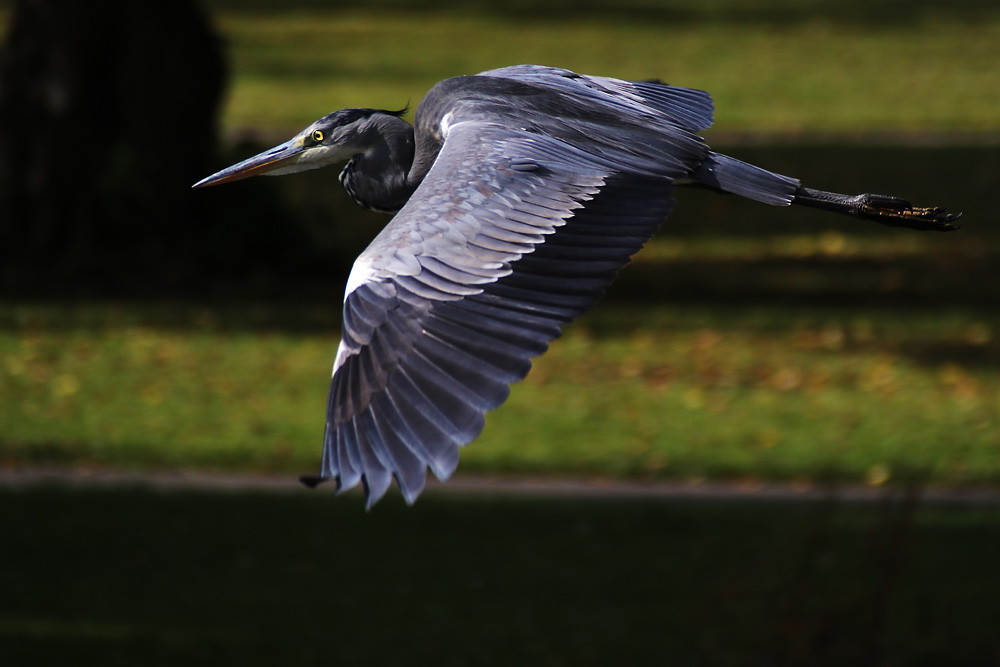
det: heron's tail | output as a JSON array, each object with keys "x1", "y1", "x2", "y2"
[
  {"x1": 689, "y1": 152, "x2": 800, "y2": 206},
  {"x1": 689, "y1": 151, "x2": 960, "y2": 231}
]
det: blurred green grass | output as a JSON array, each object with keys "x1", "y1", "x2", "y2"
[
  {"x1": 202, "y1": 1, "x2": 1000, "y2": 134},
  {"x1": 2, "y1": 2, "x2": 998, "y2": 134},
  {"x1": 3, "y1": 301, "x2": 997, "y2": 487}
]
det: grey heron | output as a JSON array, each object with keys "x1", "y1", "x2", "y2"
[{"x1": 194, "y1": 65, "x2": 960, "y2": 507}]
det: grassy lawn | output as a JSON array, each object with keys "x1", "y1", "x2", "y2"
[
  {"x1": 201, "y1": 1, "x2": 1000, "y2": 135},
  {"x1": 1, "y1": 2, "x2": 997, "y2": 490},
  {"x1": 2, "y1": 1, "x2": 998, "y2": 484},
  {"x1": 2, "y1": 2, "x2": 997, "y2": 135},
  {"x1": 2, "y1": 484, "x2": 999, "y2": 666},
  {"x1": 3, "y1": 300, "x2": 997, "y2": 489}
]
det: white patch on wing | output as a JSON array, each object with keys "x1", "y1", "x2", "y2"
[
  {"x1": 331, "y1": 339, "x2": 352, "y2": 376},
  {"x1": 343, "y1": 255, "x2": 378, "y2": 302},
  {"x1": 440, "y1": 112, "x2": 476, "y2": 140},
  {"x1": 439, "y1": 111, "x2": 456, "y2": 138},
  {"x1": 334, "y1": 258, "x2": 379, "y2": 377}
]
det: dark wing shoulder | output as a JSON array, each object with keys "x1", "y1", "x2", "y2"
[{"x1": 321, "y1": 121, "x2": 686, "y2": 507}]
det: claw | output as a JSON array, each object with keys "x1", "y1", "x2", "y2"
[{"x1": 856, "y1": 194, "x2": 961, "y2": 232}]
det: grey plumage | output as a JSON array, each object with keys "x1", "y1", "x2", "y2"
[{"x1": 194, "y1": 65, "x2": 960, "y2": 508}]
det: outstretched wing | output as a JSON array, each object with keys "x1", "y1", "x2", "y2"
[{"x1": 319, "y1": 114, "x2": 704, "y2": 507}]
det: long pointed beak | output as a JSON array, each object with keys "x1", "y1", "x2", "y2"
[{"x1": 192, "y1": 138, "x2": 306, "y2": 188}]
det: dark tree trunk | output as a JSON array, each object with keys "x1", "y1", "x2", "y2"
[{"x1": 0, "y1": 0, "x2": 227, "y2": 290}]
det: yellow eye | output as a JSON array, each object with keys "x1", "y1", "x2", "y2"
[{"x1": 311, "y1": 129, "x2": 325, "y2": 143}]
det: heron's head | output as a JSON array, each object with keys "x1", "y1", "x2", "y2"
[{"x1": 193, "y1": 108, "x2": 408, "y2": 188}]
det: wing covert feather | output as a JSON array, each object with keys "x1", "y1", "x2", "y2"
[{"x1": 322, "y1": 121, "x2": 692, "y2": 507}]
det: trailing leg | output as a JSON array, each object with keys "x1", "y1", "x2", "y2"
[
  {"x1": 689, "y1": 151, "x2": 961, "y2": 232},
  {"x1": 791, "y1": 187, "x2": 961, "y2": 231}
]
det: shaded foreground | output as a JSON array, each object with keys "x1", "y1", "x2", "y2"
[{"x1": 2, "y1": 483, "x2": 998, "y2": 666}]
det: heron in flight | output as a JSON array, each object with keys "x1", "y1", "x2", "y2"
[{"x1": 194, "y1": 65, "x2": 959, "y2": 507}]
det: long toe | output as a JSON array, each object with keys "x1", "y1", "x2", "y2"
[{"x1": 857, "y1": 195, "x2": 961, "y2": 231}]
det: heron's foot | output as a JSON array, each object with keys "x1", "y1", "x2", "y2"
[{"x1": 855, "y1": 194, "x2": 962, "y2": 232}]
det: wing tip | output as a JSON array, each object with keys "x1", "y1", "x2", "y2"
[
  {"x1": 301, "y1": 462, "x2": 433, "y2": 508},
  {"x1": 299, "y1": 474, "x2": 327, "y2": 489}
]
